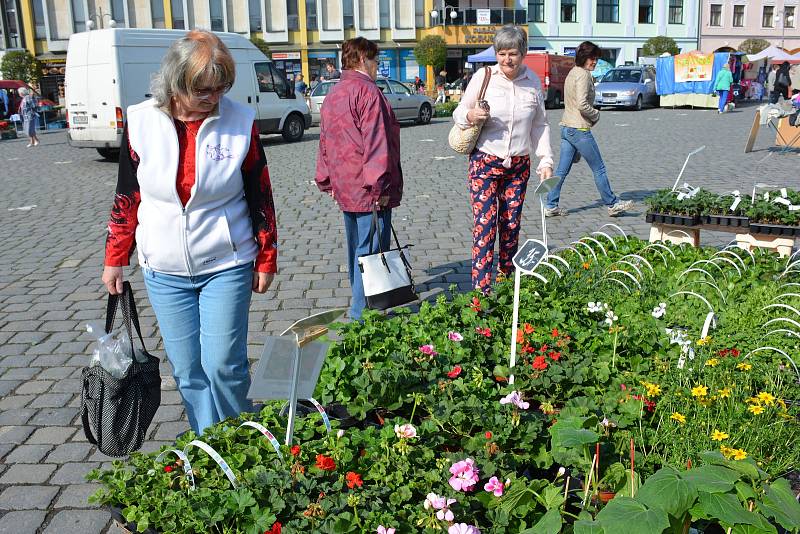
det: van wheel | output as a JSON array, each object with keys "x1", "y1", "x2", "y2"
[
  {"x1": 281, "y1": 113, "x2": 304, "y2": 142},
  {"x1": 96, "y1": 148, "x2": 120, "y2": 161},
  {"x1": 417, "y1": 103, "x2": 432, "y2": 124}
]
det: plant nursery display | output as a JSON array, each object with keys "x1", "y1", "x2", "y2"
[{"x1": 88, "y1": 233, "x2": 800, "y2": 534}]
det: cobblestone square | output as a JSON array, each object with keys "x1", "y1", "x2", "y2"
[{"x1": 0, "y1": 102, "x2": 798, "y2": 532}]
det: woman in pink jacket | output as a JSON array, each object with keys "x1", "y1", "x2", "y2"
[{"x1": 315, "y1": 37, "x2": 403, "y2": 320}]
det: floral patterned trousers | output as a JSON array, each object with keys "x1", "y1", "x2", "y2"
[{"x1": 468, "y1": 151, "x2": 531, "y2": 292}]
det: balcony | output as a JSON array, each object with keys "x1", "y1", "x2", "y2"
[{"x1": 429, "y1": 8, "x2": 527, "y2": 26}]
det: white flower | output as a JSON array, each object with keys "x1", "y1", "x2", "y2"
[
  {"x1": 677, "y1": 355, "x2": 686, "y2": 369},
  {"x1": 587, "y1": 301, "x2": 604, "y2": 313},
  {"x1": 499, "y1": 391, "x2": 530, "y2": 410},
  {"x1": 557, "y1": 467, "x2": 567, "y2": 478},
  {"x1": 394, "y1": 423, "x2": 417, "y2": 439},
  {"x1": 604, "y1": 310, "x2": 618, "y2": 326},
  {"x1": 337, "y1": 429, "x2": 345, "y2": 439},
  {"x1": 651, "y1": 302, "x2": 667, "y2": 319}
]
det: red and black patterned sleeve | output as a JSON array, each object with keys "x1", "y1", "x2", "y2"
[
  {"x1": 104, "y1": 125, "x2": 141, "y2": 267},
  {"x1": 242, "y1": 123, "x2": 278, "y2": 274}
]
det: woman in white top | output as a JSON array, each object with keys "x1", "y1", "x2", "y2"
[{"x1": 453, "y1": 25, "x2": 553, "y2": 293}]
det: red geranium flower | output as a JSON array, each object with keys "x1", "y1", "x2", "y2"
[
  {"x1": 551, "y1": 328, "x2": 559, "y2": 338},
  {"x1": 447, "y1": 365, "x2": 462, "y2": 378},
  {"x1": 476, "y1": 326, "x2": 491, "y2": 337},
  {"x1": 315, "y1": 454, "x2": 336, "y2": 471},
  {"x1": 485, "y1": 431, "x2": 492, "y2": 439},
  {"x1": 532, "y1": 355, "x2": 548, "y2": 370},
  {"x1": 548, "y1": 351, "x2": 561, "y2": 361},
  {"x1": 290, "y1": 445, "x2": 301, "y2": 456},
  {"x1": 522, "y1": 344, "x2": 535, "y2": 354},
  {"x1": 164, "y1": 465, "x2": 173, "y2": 473},
  {"x1": 523, "y1": 323, "x2": 535, "y2": 334},
  {"x1": 539, "y1": 344, "x2": 548, "y2": 353},
  {"x1": 731, "y1": 348, "x2": 740, "y2": 357},
  {"x1": 265, "y1": 522, "x2": 281, "y2": 534},
  {"x1": 345, "y1": 471, "x2": 363, "y2": 489},
  {"x1": 470, "y1": 297, "x2": 482, "y2": 312},
  {"x1": 516, "y1": 329, "x2": 525, "y2": 344}
]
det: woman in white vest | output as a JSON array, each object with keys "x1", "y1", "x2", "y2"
[{"x1": 101, "y1": 30, "x2": 278, "y2": 435}]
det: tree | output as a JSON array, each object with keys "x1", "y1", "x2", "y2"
[
  {"x1": 738, "y1": 38, "x2": 771, "y2": 55},
  {"x1": 642, "y1": 36, "x2": 680, "y2": 57},
  {"x1": 0, "y1": 50, "x2": 41, "y2": 84},
  {"x1": 414, "y1": 35, "x2": 447, "y2": 72},
  {"x1": 250, "y1": 37, "x2": 270, "y2": 57}
]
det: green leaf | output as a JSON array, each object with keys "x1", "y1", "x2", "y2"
[
  {"x1": 759, "y1": 478, "x2": 800, "y2": 530},
  {"x1": 636, "y1": 467, "x2": 697, "y2": 518},
  {"x1": 730, "y1": 524, "x2": 777, "y2": 534},
  {"x1": 596, "y1": 496, "x2": 670, "y2": 534},
  {"x1": 682, "y1": 466, "x2": 741, "y2": 494},
  {"x1": 696, "y1": 491, "x2": 760, "y2": 526},
  {"x1": 574, "y1": 520, "x2": 604, "y2": 534},
  {"x1": 700, "y1": 451, "x2": 762, "y2": 482},
  {"x1": 524, "y1": 508, "x2": 562, "y2": 534}
]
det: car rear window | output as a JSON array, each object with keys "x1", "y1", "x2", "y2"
[{"x1": 313, "y1": 82, "x2": 335, "y2": 97}]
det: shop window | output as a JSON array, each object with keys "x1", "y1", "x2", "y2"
[
  {"x1": 528, "y1": 0, "x2": 544, "y2": 22},
  {"x1": 709, "y1": 4, "x2": 721, "y2": 26},
  {"x1": 668, "y1": 0, "x2": 682, "y2": 24},
  {"x1": 762, "y1": 5, "x2": 774, "y2": 28},
  {"x1": 32, "y1": 0, "x2": 46, "y2": 38},
  {"x1": 151, "y1": 0, "x2": 165, "y2": 28},
  {"x1": 732, "y1": 5, "x2": 744, "y2": 27},
  {"x1": 170, "y1": 0, "x2": 184, "y2": 29},
  {"x1": 561, "y1": 0, "x2": 576, "y2": 22},
  {"x1": 249, "y1": 0, "x2": 261, "y2": 32},
  {"x1": 596, "y1": 0, "x2": 619, "y2": 23},
  {"x1": 638, "y1": 0, "x2": 652, "y2": 24},
  {"x1": 209, "y1": 0, "x2": 224, "y2": 31}
]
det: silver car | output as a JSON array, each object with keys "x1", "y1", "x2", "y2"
[
  {"x1": 594, "y1": 66, "x2": 658, "y2": 111},
  {"x1": 307, "y1": 78, "x2": 434, "y2": 125}
]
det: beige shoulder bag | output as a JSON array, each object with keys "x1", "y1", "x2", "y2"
[{"x1": 448, "y1": 66, "x2": 492, "y2": 155}]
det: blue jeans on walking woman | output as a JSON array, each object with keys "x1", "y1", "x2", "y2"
[
  {"x1": 546, "y1": 127, "x2": 619, "y2": 209},
  {"x1": 143, "y1": 262, "x2": 254, "y2": 434},
  {"x1": 717, "y1": 89, "x2": 729, "y2": 112}
]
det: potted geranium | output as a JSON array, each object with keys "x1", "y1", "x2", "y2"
[{"x1": 0, "y1": 120, "x2": 17, "y2": 140}]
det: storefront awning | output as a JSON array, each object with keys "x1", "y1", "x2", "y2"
[{"x1": 467, "y1": 46, "x2": 495, "y2": 63}]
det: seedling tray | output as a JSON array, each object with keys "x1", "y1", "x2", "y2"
[
  {"x1": 702, "y1": 215, "x2": 750, "y2": 228},
  {"x1": 646, "y1": 212, "x2": 701, "y2": 227},
  {"x1": 749, "y1": 223, "x2": 800, "y2": 237}
]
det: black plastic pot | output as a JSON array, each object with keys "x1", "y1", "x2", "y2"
[
  {"x1": 702, "y1": 215, "x2": 750, "y2": 228},
  {"x1": 645, "y1": 212, "x2": 701, "y2": 226},
  {"x1": 109, "y1": 506, "x2": 160, "y2": 534},
  {"x1": 749, "y1": 223, "x2": 800, "y2": 237}
]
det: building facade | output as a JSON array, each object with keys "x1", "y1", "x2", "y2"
[
  {"x1": 528, "y1": 0, "x2": 699, "y2": 65},
  {"x1": 699, "y1": 0, "x2": 800, "y2": 53}
]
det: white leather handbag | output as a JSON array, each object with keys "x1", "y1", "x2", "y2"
[{"x1": 358, "y1": 208, "x2": 418, "y2": 311}]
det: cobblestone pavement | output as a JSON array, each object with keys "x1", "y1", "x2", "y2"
[{"x1": 0, "y1": 102, "x2": 798, "y2": 532}]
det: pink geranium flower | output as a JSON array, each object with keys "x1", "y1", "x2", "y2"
[
  {"x1": 394, "y1": 423, "x2": 417, "y2": 439},
  {"x1": 484, "y1": 476, "x2": 505, "y2": 497},
  {"x1": 449, "y1": 524, "x2": 481, "y2": 534},
  {"x1": 419, "y1": 344, "x2": 438, "y2": 356},
  {"x1": 424, "y1": 493, "x2": 456, "y2": 521},
  {"x1": 376, "y1": 527, "x2": 395, "y2": 534},
  {"x1": 448, "y1": 331, "x2": 464, "y2": 342},
  {"x1": 449, "y1": 458, "x2": 480, "y2": 492},
  {"x1": 499, "y1": 391, "x2": 530, "y2": 410}
]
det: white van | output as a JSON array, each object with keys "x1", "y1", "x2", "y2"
[{"x1": 65, "y1": 28, "x2": 311, "y2": 158}]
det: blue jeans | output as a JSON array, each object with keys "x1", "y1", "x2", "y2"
[
  {"x1": 343, "y1": 210, "x2": 391, "y2": 320},
  {"x1": 717, "y1": 89, "x2": 729, "y2": 112},
  {"x1": 143, "y1": 262, "x2": 254, "y2": 435},
  {"x1": 546, "y1": 127, "x2": 619, "y2": 209}
]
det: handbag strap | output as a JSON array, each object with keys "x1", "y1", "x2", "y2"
[
  {"x1": 367, "y1": 206, "x2": 406, "y2": 256},
  {"x1": 477, "y1": 66, "x2": 492, "y2": 101},
  {"x1": 104, "y1": 281, "x2": 147, "y2": 352}
]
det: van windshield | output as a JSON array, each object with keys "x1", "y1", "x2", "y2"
[{"x1": 601, "y1": 70, "x2": 641, "y2": 83}]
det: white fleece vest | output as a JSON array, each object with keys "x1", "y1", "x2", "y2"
[{"x1": 127, "y1": 97, "x2": 258, "y2": 276}]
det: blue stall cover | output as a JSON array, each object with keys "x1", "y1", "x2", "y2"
[
  {"x1": 467, "y1": 46, "x2": 496, "y2": 63},
  {"x1": 655, "y1": 52, "x2": 730, "y2": 95}
]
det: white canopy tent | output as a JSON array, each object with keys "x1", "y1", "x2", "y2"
[{"x1": 746, "y1": 45, "x2": 800, "y2": 62}]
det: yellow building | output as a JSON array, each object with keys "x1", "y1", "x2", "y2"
[{"x1": 5, "y1": 1, "x2": 527, "y2": 101}]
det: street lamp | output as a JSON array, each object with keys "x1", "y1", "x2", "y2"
[
  {"x1": 85, "y1": 7, "x2": 117, "y2": 30},
  {"x1": 774, "y1": 10, "x2": 795, "y2": 49},
  {"x1": 429, "y1": 5, "x2": 459, "y2": 26}
]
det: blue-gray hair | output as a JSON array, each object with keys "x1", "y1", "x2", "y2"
[{"x1": 493, "y1": 25, "x2": 527, "y2": 56}]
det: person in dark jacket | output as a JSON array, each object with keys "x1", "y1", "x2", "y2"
[
  {"x1": 315, "y1": 37, "x2": 402, "y2": 320},
  {"x1": 772, "y1": 62, "x2": 792, "y2": 103}
]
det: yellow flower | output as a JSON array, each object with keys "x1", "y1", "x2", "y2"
[
  {"x1": 737, "y1": 362, "x2": 752, "y2": 371},
  {"x1": 696, "y1": 336, "x2": 712, "y2": 346},
  {"x1": 731, "y1": 449, "x2": 748, "y2": 460},
  {"x1": 711, "y1": 429, "x2": 729, "y2": 441},
  {"x1": 705, "y1": 358, "x2": 719, "y2": 367},
  {"x1": 748, "y1": 404, "x2": 765, "y2": 415},
  {"x1": 746, "y1": 396, "x2": 760, "y2": 404},
  {"x1": 691, "y1": 385, "x2": 709, "y2": 398},
  {"x1": 642, "y1": 382, "x2": 661, "y2": 397},
  {"x1": 720, "y1": 445, "x2": 734, "y2": 458},
  {"x1": 718, "y1": 387, "x2": 732, "y2": 399},
  {"x1": 757, "y1": 392, "x2": 776, "y2": 406},
  {"x1": 670, "y1": 412, "x2": 687, "y2": 424}
]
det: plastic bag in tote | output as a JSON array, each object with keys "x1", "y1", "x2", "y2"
[{"x1": 358, "y1": 208, "x2": 418, "y2": 310}]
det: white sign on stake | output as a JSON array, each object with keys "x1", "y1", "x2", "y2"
[{"x1": 509, "y1": 239, "x2": 548, "y2": 385}]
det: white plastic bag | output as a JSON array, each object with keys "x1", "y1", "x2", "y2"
[{"x1": 85, "y1": 322, "x2": 139, "y2": 379}]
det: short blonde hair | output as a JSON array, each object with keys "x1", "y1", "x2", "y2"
[{"x1": 151, "y1": 30, "x2": 235, "y2": 106}]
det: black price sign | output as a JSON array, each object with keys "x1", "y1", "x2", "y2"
[{"x1": 512, "y1": 239, "x2": 547, "y2": 274}]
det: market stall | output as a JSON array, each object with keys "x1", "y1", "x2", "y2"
[{"x1": 656, "y1": 51, "x2": 730, "y2": 108}]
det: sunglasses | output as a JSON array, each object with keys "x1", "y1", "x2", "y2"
[{"x1": 192, "y1": 83, "x2": 232, "y2": 101}]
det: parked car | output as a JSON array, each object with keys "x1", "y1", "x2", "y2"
[
  {"x1": 594, "y1": 66, "x2": 658, "y2": 111},
  {"x1": 66, "y1": 28, "x2": 311, "y2": 159},
  {"x1": 307, "y1": 78, "x2": 434, "y2": 125},
  {"x1": 522, "y1": 53, "x2": 575, "y2": 109}
]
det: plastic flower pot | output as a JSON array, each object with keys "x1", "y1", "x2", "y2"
[
  {"x1": 598, "y1": 490, "x2": 617, "y2": 503},
  {"x1": 702, "y1": 214, "x2": 750, "y2": 228},
  {"x1": 645, "y1": 212, "x2": 701, "y2": 227},
  {"x1": 749, "y1": 223, "x2": 800, "y2": 237},
  {"x1": 109, "y1": 506, "x2": 160, "y2": 534}
]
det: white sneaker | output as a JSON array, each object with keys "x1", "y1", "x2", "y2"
[
  {"x1": 608, "y1": 200, "x2": 634, "y2": 217},
  {"x1": 544, "y1": 207, "x2": 569, "y2": 217}
]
